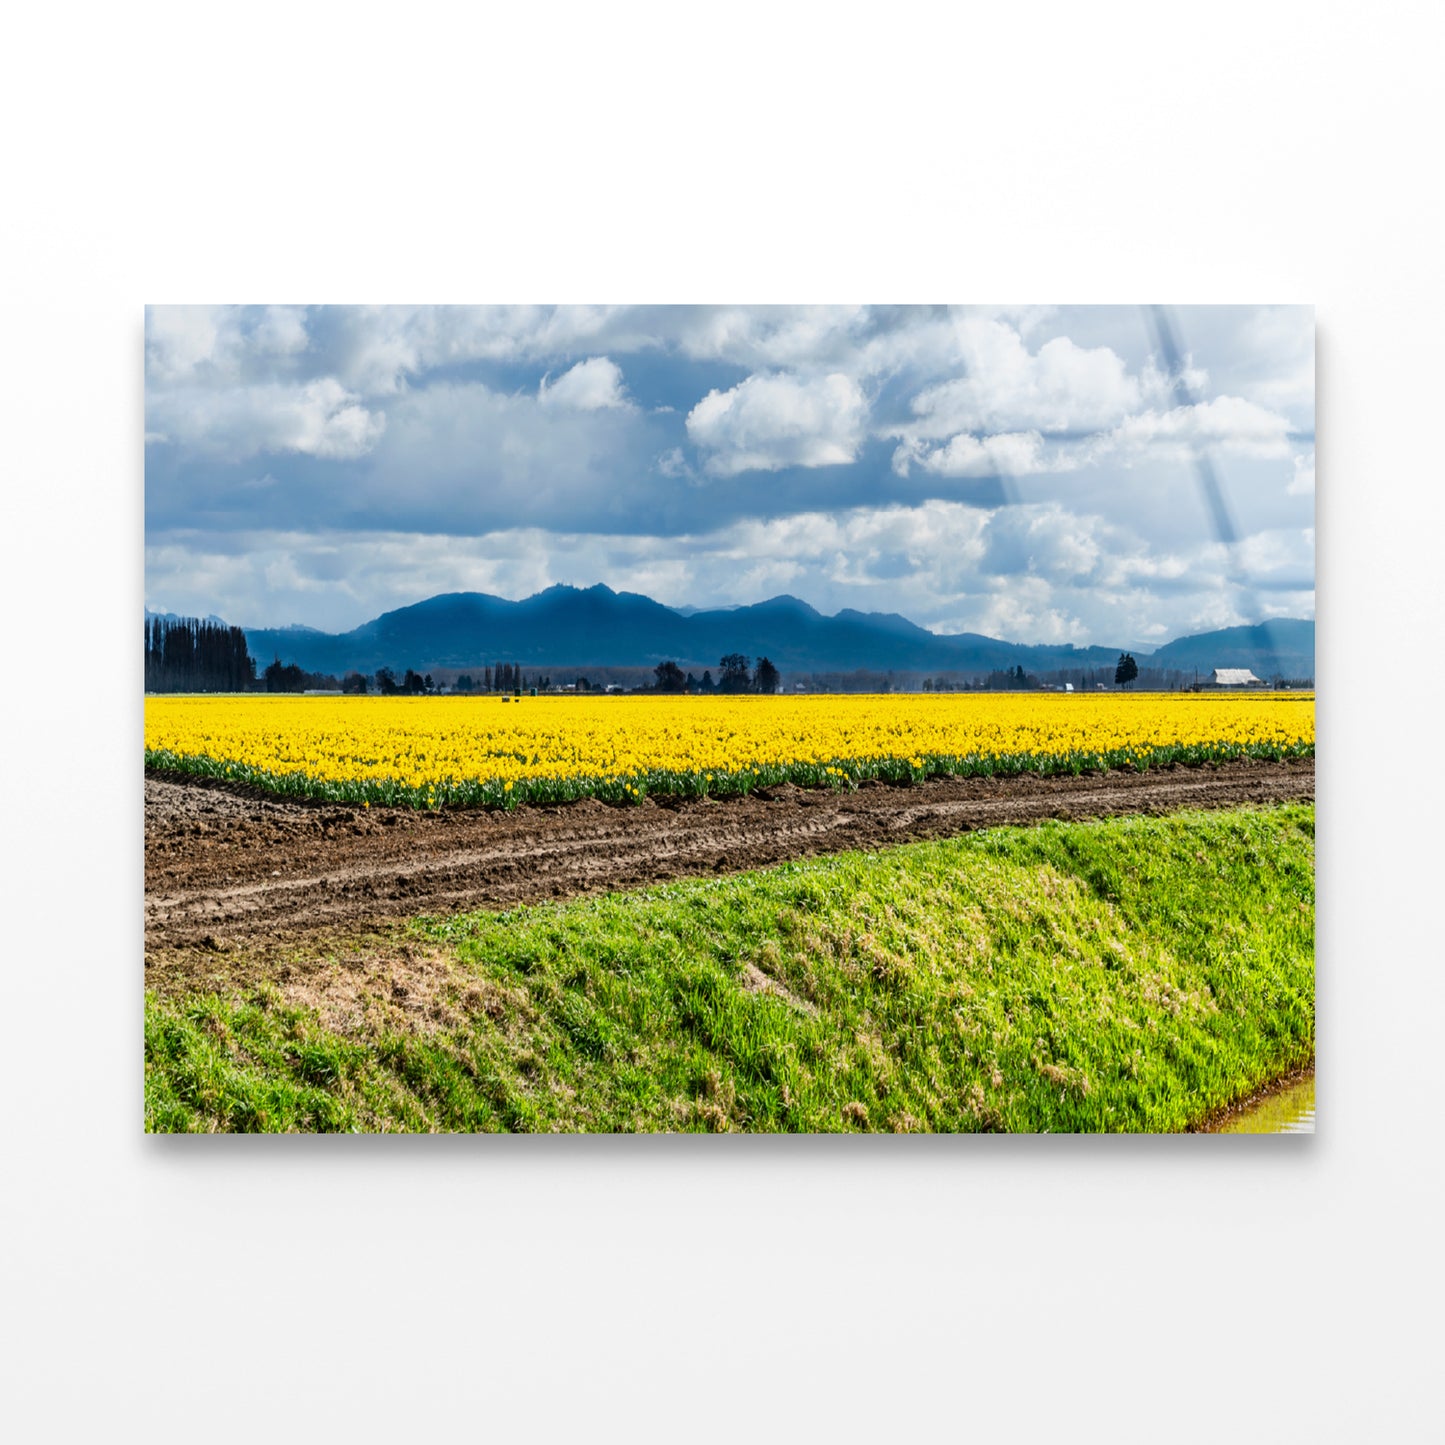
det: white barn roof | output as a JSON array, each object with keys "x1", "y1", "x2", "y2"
[{"x1": 1211, "y1": 668, "x2": 1263, "y2": 686}]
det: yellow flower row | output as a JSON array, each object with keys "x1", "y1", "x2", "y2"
[{"x1": 144, "y1": 692, "x2": 1314, "y2": 792}]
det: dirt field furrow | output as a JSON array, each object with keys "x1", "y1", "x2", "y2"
[{"x1": 144, "y1": 757, "x2": 1314, "y2": 960}]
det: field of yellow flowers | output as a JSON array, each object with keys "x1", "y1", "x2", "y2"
[{"x1": 144, "y1": 692, "x2": 1314, "y2": 809}]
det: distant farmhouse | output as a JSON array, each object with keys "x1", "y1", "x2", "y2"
[{"x1": 1209, "y1": 668, "x2": 1265, "y2": 688}]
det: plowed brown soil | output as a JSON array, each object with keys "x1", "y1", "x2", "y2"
[{"x1": 146, "y1": 757, "x2": 1314, "y2": 970}]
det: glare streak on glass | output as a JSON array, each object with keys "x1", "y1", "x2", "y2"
[{"x1": 1143, "y1": 305, "x2": 1282, "y2": 681}]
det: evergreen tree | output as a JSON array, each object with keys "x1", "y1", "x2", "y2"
[
  {"x1": 264, "y1": 658, "x2": 306, "y2": 692},
  {"x1": 145, "y1": 616, "x2": 257, "y2": 692},
  {"x1": 719, "y1": 653, "x2": 752, "y2": 693}
]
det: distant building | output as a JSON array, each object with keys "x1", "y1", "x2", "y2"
[{"x1": 1209, "y1": 668, "x2": 1265, "y2": 687}]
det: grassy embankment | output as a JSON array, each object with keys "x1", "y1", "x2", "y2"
[{"x1": 145, "y1": 803, "x2": 1314, "y2": 1133}]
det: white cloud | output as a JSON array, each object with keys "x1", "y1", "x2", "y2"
[
  {"x1": 979, "y1": 505, "x2": 1107, "y2": 583},
  {"x1": 654, "y1": 447, "x2": 693, "y2": 479},
  {"x1": 365, "y1": 379, "x2": 653, "y2": 524},
  {"x1": 891, "y1": 430, "x2": 1049, "y2": 478},
  {"x1": 973, "y1": 575, "x2": 1090, "y2": 646},
  {"x1": 145, "y1": 305, "x2": 311, "y2": 383},
  {"x1": 295, "y1": 381, "x2": 387, "y2": 458},
  {"x1": 147, "y1": 377, "x2": 386, "y2": 460},
  {"x1": 539, "y1": 356, "x2": 632, "y2": 411},
  {"x1": 713, "y1": 501, "x2": 996, "y2": 602},
  {"x1": 252, "y1": 305, "x2": 309, "y2": 357},
  {"x1": 145, "y1": 306, "x2": 229, "y2": 381},
  {"x1": 686, "y1": 371, "x2": 867, "y2": 475},
  {"x1": 672, "y1": 306, "x2": 871, "y2": 369},
  {"x1": 1106, "y1": 395, "x2": 1293, "y2": 461},
  {"x1": 332, "y1": 305, "x2": 638, "y2": 395},
  {"x1": 888, "y1": 392, "x2": 1291, "y2": 479},
  {"x1": 1288, "y1": 450, "x2": 1315, "y2": 495},
  {"x1": 881, "y1": 318, "x2": 1218, "y2": 481},
  {"x1": 1234, "y1": 525, "x2": 1316, "y2": 579},
  {"x1": 900, "y1": 321, "x2": 1157, "y2": 437},
  {"x1": 1229, "y1": 306, "x2": 1315, "y2": 416}
]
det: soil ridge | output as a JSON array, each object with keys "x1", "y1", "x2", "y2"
[{"x1": 146, "y1": 756, "x2": 1315, "y2": 957}]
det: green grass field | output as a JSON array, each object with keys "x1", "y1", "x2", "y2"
[{"x1": 145, "y1": 802, "x2": 1314, "y2": 1133}]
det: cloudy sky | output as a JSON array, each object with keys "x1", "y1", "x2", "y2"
[{"x1": 145, "y1": 304, "x2": 1313, "y2": 647}]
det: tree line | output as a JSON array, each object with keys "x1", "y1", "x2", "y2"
[
  {"x1": 651, "y1": 653, "x2": 781, "y2": 694},
  {"x1": 447, "y1": 664, "x2": 553, "y2": 694},
  {"x1": 151, "y1": 623, "x2": 1239, "y2": 698},
  {"x1": 339, "y1": 664, "x2": 556, "y2": 695},
  {"x1": 145, "y1": 617, "x2": 257, "y2": 692}
]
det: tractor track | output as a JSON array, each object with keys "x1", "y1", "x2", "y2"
[{"x1": 145, "y1": 756, "x2": 1315, "y2": 961}]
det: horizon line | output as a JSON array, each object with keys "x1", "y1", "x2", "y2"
[{"x1": 146, "y1": 584, "x2": 1316, "y2": 658}]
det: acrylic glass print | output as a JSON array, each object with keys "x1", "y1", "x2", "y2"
[{"x1": 144, "y1": 305, "x2": 1315, "y2": 1134}]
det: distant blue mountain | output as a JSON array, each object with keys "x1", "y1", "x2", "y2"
[
  {"x1": 1145, "y1": 619, "x2": 1316, "y2": 678},
  {"x1": 237, "y1": 584, "x2": 1314, "y2": 680}
]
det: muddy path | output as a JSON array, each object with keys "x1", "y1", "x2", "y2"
[{"x1": 145, "y1": 757, "x2": 1314, "y2": 963}]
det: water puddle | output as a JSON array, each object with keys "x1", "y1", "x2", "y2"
[{"x1": 1216, "y1": 1072, "x2": 1315, "y2": 1134}]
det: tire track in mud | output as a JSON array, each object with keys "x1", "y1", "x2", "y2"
[{"x1": 145, "y1": 757, "x2": 1314, "y2": 955}]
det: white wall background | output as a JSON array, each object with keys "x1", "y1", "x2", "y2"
[{"x1": 2, "y1": 2, "x2": 1440, "y2": 1439}]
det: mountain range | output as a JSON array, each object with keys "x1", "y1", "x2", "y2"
[{"x1": 235, "y1": 585, "x2": 1315, "y2": 681}]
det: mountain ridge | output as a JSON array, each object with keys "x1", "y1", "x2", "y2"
[{"x1": 227, "y1": 585, "x2": 1316, "y2": 680}]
